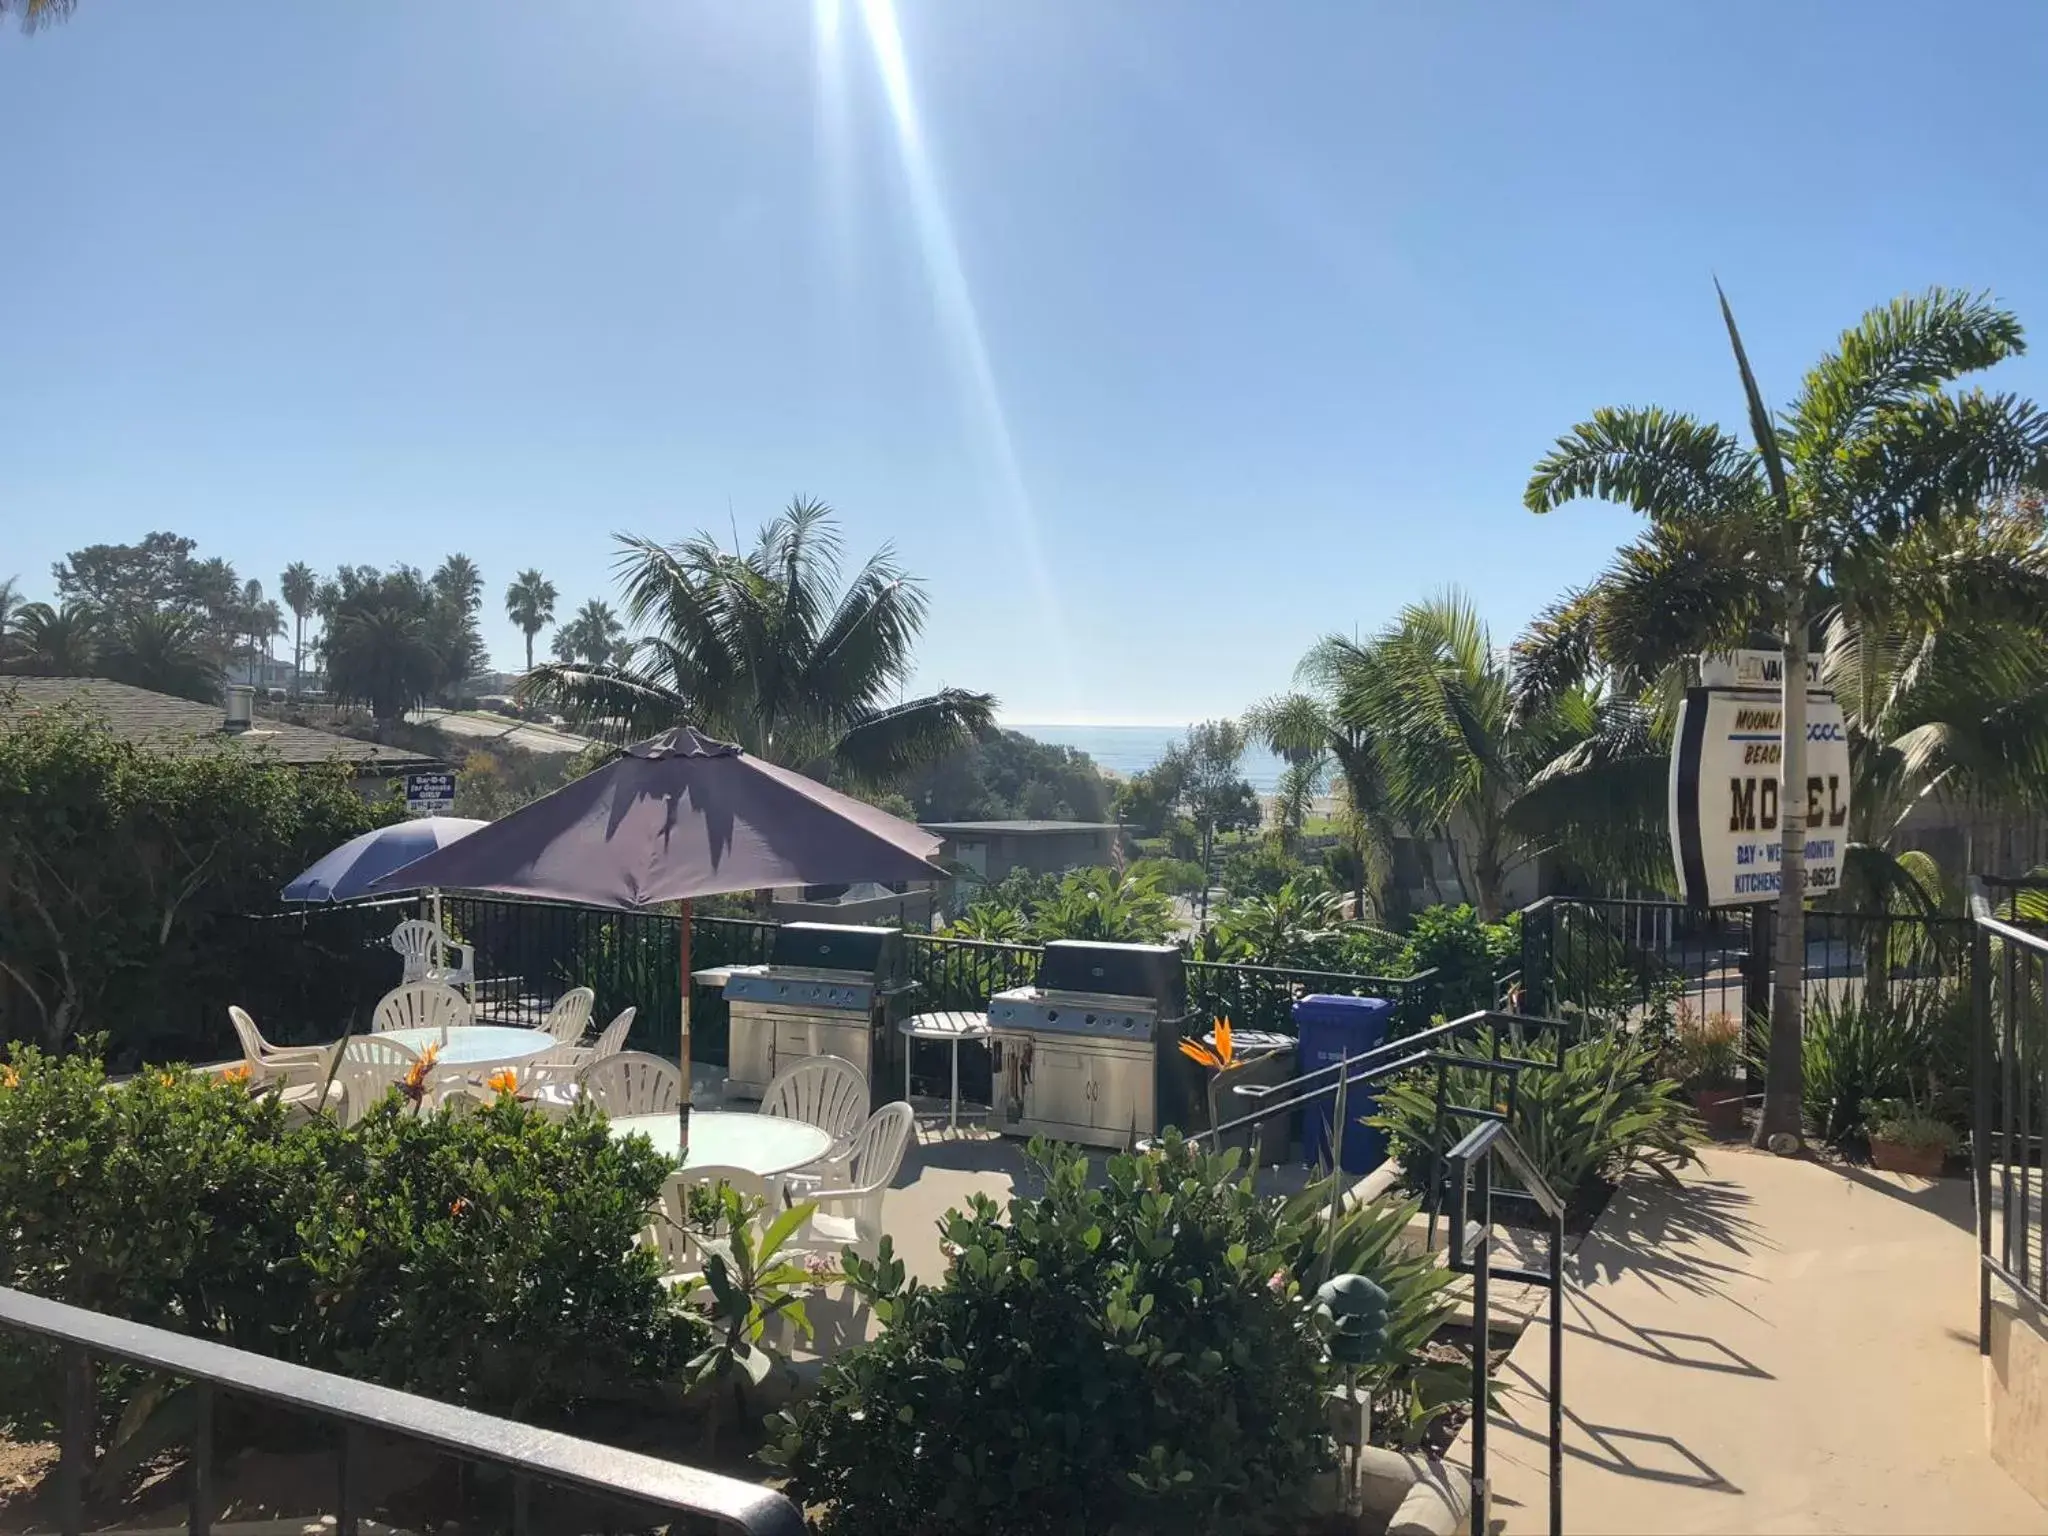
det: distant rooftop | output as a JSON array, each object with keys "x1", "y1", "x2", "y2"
[
  {"x1": 0, "y1": 677, "x2": 442, "y2": 772},
  {"x1": 919, "y1": 820, "x2": 1120, "y2": 834}
]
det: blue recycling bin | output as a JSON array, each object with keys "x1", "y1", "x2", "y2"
[{"x1": 1294, "y1": 993, "x2": 1395, "y2": 1174}]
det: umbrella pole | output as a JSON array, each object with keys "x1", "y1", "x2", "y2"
[{"x1": 678, "y1": 897, "x2": 692, "y2": 1156}]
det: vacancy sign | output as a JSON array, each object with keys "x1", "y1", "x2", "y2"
[{"x1": 1669, "y1": 688, "x2": 1852, "y2": 907}]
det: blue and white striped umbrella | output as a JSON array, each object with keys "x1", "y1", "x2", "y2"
[{"x1": 281, "y1": 816, "x2": 489, "y2": 903}]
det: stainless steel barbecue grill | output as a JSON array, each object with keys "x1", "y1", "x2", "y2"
[
  {"x1": 720, "y1": 923, "x2": 910, "y2": 1100},
  {"x1": 987, "y1": 939, "x2": 1190, "y2": 1148}
]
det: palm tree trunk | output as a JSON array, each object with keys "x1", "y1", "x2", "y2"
[
  {"x1": 1756, "y1": 594, "x2": 1809, "y2": 1150},
  {"x1": 524, "y1": 630, "x2": 535, "y2": 674},
  {"x1": 291, "y1": 616, "x2": 303, "y2": 697}
]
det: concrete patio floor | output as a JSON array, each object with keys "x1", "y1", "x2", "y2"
[{"x1": 1468, "y1": 1146, "x2": 2048, "y2": 1535}]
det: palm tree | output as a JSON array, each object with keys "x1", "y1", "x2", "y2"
[
  {"x1": 238, "y1": 579, "x2": 284, "y2": 685},
  {"x1": 519, "y1": 499, "x2": 996, "y2": 784},
  {"x1": 504, "y1": 569, "x2": 558, "y2": 675},
  {"x1": 323, "y1": 605, "x2": 443, "y2": 731},
  {"x1": 101, "y1": 610, "x2": 220, "y2": 703},
  {"x1": 5, "y1": 601, "x2": 100, "y2": 676},
  {"x1": 280, "y1": 561, "x2": 318, "y2": 696},
  {"x1": 1246, "y1": 683, "x2": 1399, "y2": 921},
  {"x1": 1525, "y1": 285, "x2": 2048, "y2": 1150},
  {"x1": 551, "y1": 599, "x2": 625, "y2": 667},
  {"x1": 2, "y1": 0, "x2": 75, "y2": 33}
]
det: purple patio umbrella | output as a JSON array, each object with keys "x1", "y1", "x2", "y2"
[{"x1": 365, "y1": 726, "x2": 944, "y2": 1145}]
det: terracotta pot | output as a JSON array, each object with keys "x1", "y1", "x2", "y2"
[
  {"x1": 1691, "y1": 1087, "x2": 1746, "y2": 1138},
  {"x1": 1869, "y1": 1137, "x2": 1947, "y2": 1177}
]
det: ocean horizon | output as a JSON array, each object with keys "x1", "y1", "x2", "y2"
[{"x1": 1004, "y1": 722, "x2": 1287, "y2": 795}]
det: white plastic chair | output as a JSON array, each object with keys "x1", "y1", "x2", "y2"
[
  {"x1": 540, "y1": 987, "x2": 596, "y2": 1045},
  {"x1": 574, "y1": 1007, "x2": 636, "y2": 1066},
  {"x1": 761, "y1": 1055, "x2": 869, "y2": 1162},
  {"x1": 783, "y1": 1102, "x2": 915, "y2": 1263},
  {"x1": 647, "y1": 1165, "x2": 770, "y2": 1287},
  {"x1": 227, "y1": 1005, "x2": 329, "y2": 1088},
  {"x1": 577, "y1": 1051, "x2": 682, "y2": 1117},
  {"x1": 269, "y1": 1037, "x2": 349, "y2": 1122},
  {"x1": 389, "y1": 919, "x2": 475, "y2": 995},
  {"x1": 493, "y1": 1051, "x2": 588, "y2": 1116},
  {"x1": 372, "y1": 982, "x2": 473, "y2": 1036},
  {"x1": 334, "y1": 1034, "x2": 424, "y2": 1126}
]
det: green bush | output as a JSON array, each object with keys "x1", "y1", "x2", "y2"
[
  {"x1": 1397, "y1": 905, "x2": 1520, "y2": 1018},
  {"x1": 768, "y1": 1138, "x2": 1336, "y2": 1535},
  {"x1": 0, "y1": 1049, "x2": 701, "y2": 1437},
  {"x1": 1128, "y1": 855, "x2": 1206, "y2": 896},
  {"x1": 1370, "y1": 1025, "x2": 1700, "y2": 1211},
  {"x1": 1219, "y1": 842, "x2": 1317, "y2": 901},
  {"x1": 1798, "y1": 987, "x2": 1969, "y2": 1147}
]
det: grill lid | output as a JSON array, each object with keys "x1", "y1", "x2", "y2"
[
  {"x1": 1035, "y1": 940, "x2": 1187, "y2": 1016},
  {"x1": 766, "y1": 922, "x2": 900, "y2": 977}
]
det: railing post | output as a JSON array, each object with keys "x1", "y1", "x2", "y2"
[
  {"x1": 60, "y1": 1343, "x2": 91, "y2": 1536},
  {"x1": 1470, "y1": 1155, "x2": 1490, "y2": 1536},
  {"x1": 1974, "y1": 915, "x2": 1994, "y2": 1354},
  {"x1": 337, "y1": 1423, "x2": 363, "y2": 1536},
  {"x1": 190, "y1": 1381, "x2": 215, "y2": 1535},
  {"x1": 1549, "y1": 1201, "x2": 1564, "y2": 1536}
]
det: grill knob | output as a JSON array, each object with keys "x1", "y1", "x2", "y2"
[
  {"x1": 1084, "y1": 1013, "x2": 1096, "y2": 1027},
  {"x1": 1047, "y1": 1009, "x2": 1059, "y2": 1022}
]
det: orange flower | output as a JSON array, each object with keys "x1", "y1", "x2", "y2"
[
  {"x1": 0, "y1": 1064, "x2": 18, "y2": 1090},
  {"x1": 158, "y1": 1071, "x2": 179, "y2": 1087},
  {"x1": 1178, "y1": 1017, "x2": 1241, "y2": 1073},
  {"x1": 450, "y1": 1197, "x2": 471, "y2": 1217},
  {"x1": 485, "y1": 1067, "x2": 519, "y2": 1097},
  {"x1": 400, "y1": 1042, "x2": 441, "y2": 1105},
  {"x1": 222, "y1": 1063, "x2": 253, "y2": 1086}
]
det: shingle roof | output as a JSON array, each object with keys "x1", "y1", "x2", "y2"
[
  {"x1": 919, "y1": 820, "x2": 1120, "y2": 834},
  {"x1": 0, "y1": 677, "x2": 442, "y2": 771}
]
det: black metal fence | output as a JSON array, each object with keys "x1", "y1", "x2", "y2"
[
  {"x1": 1971, "y1": 879, "x2": 2048, "y2": 1347},
  {"x1": 1519, "y1": 895, "x2": 1972, "y2": 1039},
  {"x1": 1185, "y1": 959, "x2": 1436, "y2": 1036}
]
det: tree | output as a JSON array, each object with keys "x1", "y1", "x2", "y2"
[
  {"x1": 898, "y1": 729, "x2": 1114, "y2": 822},
  {"x1": 1, "y1": 0, "x2": 75, "y2": 33},
  {"x1": 4, "y1": 602, "x2": 100, "y2": 677},
  {"x1": 519, "y1": 499, "x2": 996, "y2": 784},
  {"x1": 1142, "y1": 721, "x2": 1259, "y2": 926},
  {"x1": 238, "y1": 579, "x2": 284, "y2": 682},
  {"x1": 52, "y1": 533, "x2": 200, "y2": 615},
  {"x1": 99, "y1": 609, "x2": 221, "y2": 704},
  {"x1": 431, "y1": 555, "x2": 490, "y2": 688},
  {"x1": 551, "y1": 599, "x2": 625, "y2": 667},
  {"x1": 1526, "y1": 285, "x2": 2048, "y2": 1151},
  {"x1": 1246, "y1": 681, "x2": 1401, "y2": 921},
  {"x1": 318, "y1": 567, "x2": 449, "y2": 731},
  {"x1": 504, "y1": 569, "x2": 558, "y2": 675},
  {"x1": 280, "y1": 561, "x2": 318, "y2": 696}
]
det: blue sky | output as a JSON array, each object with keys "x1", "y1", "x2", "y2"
[{"x1": 5, "y1": 1, "x2": 2047, "y2": 725}]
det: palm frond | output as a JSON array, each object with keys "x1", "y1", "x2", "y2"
[
  {"x1": 515, "y1": 662, "x2": 691, "y2": 746},
  {"x1": 1510, "y1": 589, "x2": 1599, "y2": 715},
  {"x1": 1715, "y1": 279, "x2": 1794, "y2": 531},
  {"x1": 1525, "y1": 405, "x2": 1761, "y2": 520},
  {"x1": 1835, "y1": 390, "x2": 2048, "y2": 543},
  {"x1": 831, "y1": 690, "x2": 997, "y2": 786}
]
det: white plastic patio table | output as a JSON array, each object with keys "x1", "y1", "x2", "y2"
[
  {"x1": 376, "y1": 1025, "x2": 558, "y2": 1066},
  {"x1": 897, "y1": 1011, "x2": 991, "y2": 1130},
  {"x1": 608, "y1": 1111, "x2": 832, "y2": 1178}
]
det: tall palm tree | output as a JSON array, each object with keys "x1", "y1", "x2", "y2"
[
  {"x1": 1525, "y1": 285, "x2": 2048, "y2": 1150},
  {"x1": 280, "y1": 561, "x2": 318, "y2": 696},
  {"x1": 5, "y1": 601, "x2": 100, "y2": 676},
  {"x1": 101, "y1": 610, "x2": 220, "y2": 703},
  {"x1": 323, "y1": 605, "x2": 443, "y2": 731},
  {"x1": 1245, "y1": 683, "x2": 1398, "y2": 921},
  {"x1": 238, "y1": 579, "x2": 284, "y2": 684},
  {"x1": 504, "y1": 569, "x2": 557, "y2": 675},
  {"x1": 551, "y1": 598, "x2": 625, "y2": 667},
  {"x1": 519, "y1": 498, "x2": 996, "y2": 783}
]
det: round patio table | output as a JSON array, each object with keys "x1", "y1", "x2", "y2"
[
  {"x1": 377, "y1": 1025, "x2": 558, "y2": 1067},
  {"x1": 609, "y1": 1110, "x2": 831, "y2": 1179}
]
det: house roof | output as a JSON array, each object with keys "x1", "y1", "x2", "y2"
[
  {"x1": 919, "y1": 820, "x2": 1120, "y2": 835},
  {"x1": 0, "y1": 677, "x2": 443, "y2": 772}
]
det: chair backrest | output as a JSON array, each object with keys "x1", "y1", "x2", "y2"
[
  {"x1": 762, "y1": 1054, "x2": 869, "y2": 1148},
  {"x1": 372, "y1": 982, "x2": 472, "y2": 1035},
  {"x1": 650, "y1": 1166, "x2": 770, "y2": 1275},
  {"x1": 227, "y1": 1005, "x2": 269, "y2": 1064},
  {"x1": 577, "y1": 1051, "x2": 682, "y2": 1117},
  {"x1": 335, "y1": 1034, "x2": 423, "y2": 1125},
  {"x1": 589, "y1": 1007, "x2": 636, "y2": 1061},
  {"x1": 541, "y1": 986, "x2": 596, "y2": 1044},
  {"x1": 388, "y1": 919, "x2": 446, "y2": 976},
  {"x1": 841, "y1": 1102, "x2": 917, "y2": 1196}
]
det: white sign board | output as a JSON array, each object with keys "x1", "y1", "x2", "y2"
[
  {"x1": 1699, "y1": 649, "x2": 1821, "y2": 690},
  {"x1": 1668, "y1": 688, "x2": 1852, "y2": 907},
  {"x1": 405, "y1": 771, "x2": 456, "y2": 815}
]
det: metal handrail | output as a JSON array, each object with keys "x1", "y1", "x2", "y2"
[
  {"x1": 1443, "y1": 1117, "x2": 1565, "y2": 1536},
  {"x1": 1968, "y1": 880, "x2": 2048, "y2": 1352},
  {"x1": 0, "y1": 1285, "x2": 804, "y2": 1536}
]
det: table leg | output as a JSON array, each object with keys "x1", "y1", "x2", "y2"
[
  {"x1": 949, "y1": 1038, "x2": 960, "y2": 1132},
  {"x1": 904, "y1": 1033, "x2": 913, "y2": 1107}
]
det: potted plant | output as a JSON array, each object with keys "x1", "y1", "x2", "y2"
[
  {"x1": 1865, "y1": 1099, "x2": 1957, "y2": 1177},
  {"x1": 1673, "y1": 1009, "x2": 1745, "y2": 1137}
]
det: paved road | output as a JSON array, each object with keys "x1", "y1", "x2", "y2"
[{"x1": 407, "y1": 709, "x2": 600, "y2": 756}]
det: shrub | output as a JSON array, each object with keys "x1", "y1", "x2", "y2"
[
  {"x1": 1669, "y1": 1005, "x2": 1742, "y2": 1089},
  {"x1": 1398, "y1": 905, "x2": 1519, "y2": 1018},
  {"x1": 768, "y1": 1139, "x2": 1335, "y2": 1535},
  {"x1": 0, "y1": 1049, "x2": 702, "y2": 1438},
  {"x1": 1127, "y1": 855, "x2": 1206, "y2": 896},
  {"x1": 1220, "y1": 842, "x2": 1316, "y2": 901},
  {"x1": 1864, "y1": 1098, "x2": 1958, "y2": 1155},
  {"x1": 1370, "y1": 1025, "x2": 1700, "y2": 1212},
  {"x1": 1798, "y1": 988, "x2": 1968, "y2": 1147}
]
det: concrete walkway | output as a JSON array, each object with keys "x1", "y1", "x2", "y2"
[{"x1": 1473, "y1": 1146, "x2": 2048, "y2": 1535}]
